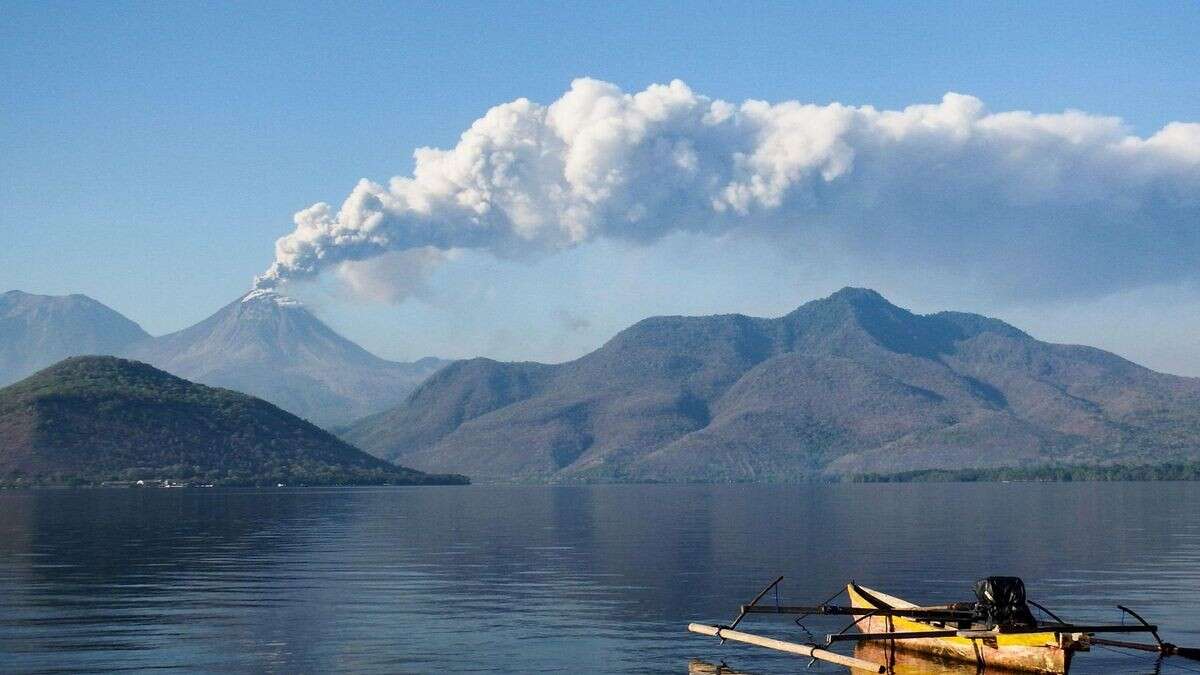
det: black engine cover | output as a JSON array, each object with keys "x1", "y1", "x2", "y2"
[{"x1": 973, "y1": 576, "x2": 1037, "y2": 628}]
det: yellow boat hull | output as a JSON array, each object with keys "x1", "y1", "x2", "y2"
[{"x1": 847, "y1": 584, "x2": 1083, "y2": 674}]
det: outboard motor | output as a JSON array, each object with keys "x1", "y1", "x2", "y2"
[{"x1": 973, "y1": 576, "x2": 1037, "y2": 629}]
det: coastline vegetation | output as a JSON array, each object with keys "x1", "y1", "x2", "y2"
[
  {"x1": 0, "y1": 464, "x2": 468, "y2": 488},
  {"x1": 850, "y1": 462, "x2": 1200, "y2": 483}
]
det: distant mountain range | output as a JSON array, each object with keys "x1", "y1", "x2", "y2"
[
  {"x1": 8, "y1": 286, "x2": 1200, "y2": 484},
  {"x1": 0, "y1": 356, "x2": 466, "y2": 487},
  {"x1": 344, "y1": 288, "x2": 1200, "y2": 482},
  {"x1": 0, "y1": 289, "x2": 445, "y2": 428}
]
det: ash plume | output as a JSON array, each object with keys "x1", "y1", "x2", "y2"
[{"x1": 255, "y1": 78, "x2": 1200, "y2": 300}]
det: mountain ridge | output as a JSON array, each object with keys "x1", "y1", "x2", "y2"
[
  {"x1": 344, "y1": 287, "x2": 1200, "y2": 482},
  {"x1": 0, "y1": 288, "x2": 446, "y2": 428},
  {"x1": 1, "y1": 290, "x2": 151, "y2": 386}
]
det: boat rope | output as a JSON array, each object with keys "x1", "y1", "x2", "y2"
[
  {"x1": 792, "y1": 585, "x2": 842, "y2": 644},
  {"x1": 793, "y1": 586, "x2": 846, "y2": 626},
  {"x1": 795, "y1": 617, "x2": 816, "y2": 643},
  {"x1": 1163, "y1": 655, "x2": 1200, "y2": 675},
  {"x1": 830, "y1": 608, "x2": 880, "y2": 641}
]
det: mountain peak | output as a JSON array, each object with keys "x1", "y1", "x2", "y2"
[
  {"x1": 3, "y1": 289, "x2": 95, "y2": 305},
  {"x1": 240, "y1": 288, "x2": 302, "y2": 308},
  {"x1": 124, "y1": 291, "x2": 448, "y2": 427},
  {"x1": 826, "y1": 287, "x2": 891, "y2": 306}
]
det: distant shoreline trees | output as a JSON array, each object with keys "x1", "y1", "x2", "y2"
[{"x1": 850, "y1": 462, "x2": 1200, "y2": 483}]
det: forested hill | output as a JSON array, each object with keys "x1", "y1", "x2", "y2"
[{"x1": 0, "y1": 356, "x2": 468, "y2": 487}]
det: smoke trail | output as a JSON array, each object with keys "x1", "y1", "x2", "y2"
[{"x1": 255, "y1": 78, "x2": 1200, "y2": 299}]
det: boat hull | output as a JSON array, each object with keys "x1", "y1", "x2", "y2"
[
  {"x1": 847, "y1": 584, "x2": 1081, "y2": 674},
  {"x1": 851, "y1": 641, "x2": 1051, "y2": 674}
]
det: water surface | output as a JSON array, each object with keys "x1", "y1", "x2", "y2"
[{"x1": 1, "y1": 483, "x2": 1198, "y2": 673}]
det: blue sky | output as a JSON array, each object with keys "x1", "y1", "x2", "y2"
[{"x1": 3, "y1": 2, "x2": 1199, "y2": 372}]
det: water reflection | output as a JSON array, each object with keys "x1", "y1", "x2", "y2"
[
  {"x1": 0, "y1": 483, "x2": 1197, "y2": 673},
  {"x1": 689, "y1": 659, "x2": 756, "y2": 674}
]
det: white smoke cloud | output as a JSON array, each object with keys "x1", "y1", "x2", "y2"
[
  {"x1": 333, "y1": 247, "x2": 452, "y2": 303},
  {"x1": 256, "y1": 78, "x2": 1200, "y2": 300}
]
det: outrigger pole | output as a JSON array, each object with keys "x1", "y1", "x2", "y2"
[
  {"x1": 689, "y1": 575, "x2": 889, "y2": 673},
  {"x1": 687, "y1": 623, "x2": 886, "y2": 673}
]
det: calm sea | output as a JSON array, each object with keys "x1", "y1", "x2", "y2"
[{"x1": 1, "y1": 483, "x2": 1198, "y2": 674}]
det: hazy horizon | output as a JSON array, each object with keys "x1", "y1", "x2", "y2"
[{"x1": 7, "y1": 283, "x2": 1200, "y2": 382}]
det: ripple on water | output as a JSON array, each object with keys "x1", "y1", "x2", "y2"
[{"x1": 1, "y1": 483, "x2": 1198, "y2": 673}]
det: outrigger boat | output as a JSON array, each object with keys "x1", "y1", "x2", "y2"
[{"x1": 689, "y1": 576, "x2": 1199, "y2": 673}]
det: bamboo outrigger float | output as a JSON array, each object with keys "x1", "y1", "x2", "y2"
[{"x1": 689, "y1": 576, "x2": 1199, "y2": 673}]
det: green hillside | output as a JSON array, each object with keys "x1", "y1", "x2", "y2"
[{"x1": 0, "y1": 356, "x2": 468, "y2": 487}]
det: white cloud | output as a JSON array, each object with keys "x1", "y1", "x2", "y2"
[
  {"x1": 255, "y1": 78, "x2": 1200, "y2": 301},
  {"x1": 333, "y1": 247, "x2": 451, "y2": 304}
]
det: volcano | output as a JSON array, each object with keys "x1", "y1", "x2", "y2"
[{"x1": 125, "y1": 290, "x2": 445, "y2": 427}]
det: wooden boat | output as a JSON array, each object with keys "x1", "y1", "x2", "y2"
[
  {"x1": 851, "y1": 641, "x2": 1039, "y2": 674},
  {"x1": 689, "y1": 575, "x2": 1198, "y2": 674},
  {"x1": 846, "y1": 582, "x2": 1082, "y2": 673}
]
